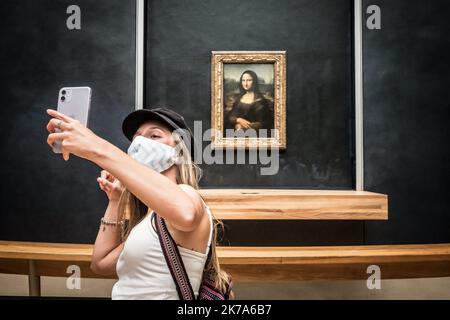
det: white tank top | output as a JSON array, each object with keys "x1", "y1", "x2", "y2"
[{"x1": 111, "y1": 204, "x2": 213, "y2": 300}]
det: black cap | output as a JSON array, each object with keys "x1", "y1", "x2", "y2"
[
  {"x1": 122, "y1": 107, "x2": 193, "y2": 141},
  {"x1": 122, "y1": 107, "x2": 197, "y2": 157}
]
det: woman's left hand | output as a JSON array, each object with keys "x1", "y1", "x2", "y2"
[
  {"x1": 236, "y1": 117, "x2": 252, "y2": 129},
  {"x1": 46, "y1": 109, "x2": 106, "y2": 162}
]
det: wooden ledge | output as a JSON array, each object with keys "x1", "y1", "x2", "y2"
[
  {"x1": 199, "y1": 189, "x2": 388, "y2": 220},
  {"x1": 1, "y1": 241, "x2": 449, "y2": 283},
  {"x1": 0, "y1": 241, "x2": 93, "y2": 262},
  {"x1": 1, "y1": 241, "x2": 447, "y2": 265}
]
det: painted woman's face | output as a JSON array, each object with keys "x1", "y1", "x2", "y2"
[{"x1": 241, "y1": 73, "x2": 254, "y2": 92}]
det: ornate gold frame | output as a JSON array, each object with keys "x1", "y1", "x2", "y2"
[{"x1": 211, "y1": 51, "x2": 287, "y2": 149}]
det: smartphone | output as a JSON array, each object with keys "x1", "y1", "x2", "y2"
[{"x1": 53, "y1": 86, "x2": 92, "y2": 153}]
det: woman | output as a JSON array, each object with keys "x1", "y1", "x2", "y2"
[
  {"x1": 45, "y1": 106, "x2": 231, "y2": 299},
  {"x1": 225, "y1": 70, "x2": 274, "y2": 135}
]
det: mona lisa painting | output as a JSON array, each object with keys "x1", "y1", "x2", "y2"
[{"x1": 211, "y1": 51, "x2": 286, "y2": 149}]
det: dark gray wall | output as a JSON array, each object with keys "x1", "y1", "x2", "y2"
[
  {"x1": 146, "y1": 0, "x2": 355, "y2": 189},
  {"x1": 145, "y1": 0, "x2": 361, "y2": 246},
  {"x1": 0, "y1": 0, "x2": 135, "y2": 243},
  {"x1": 363, "y1": 0, "x2": 450, "y2": 244},
  {"x1": 146, "y1": 0, "x2": 450, "y2": 246}
]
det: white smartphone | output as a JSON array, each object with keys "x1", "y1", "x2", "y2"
[{"x1": 53, "y1": 86, "x2": 92, "y2": 153}]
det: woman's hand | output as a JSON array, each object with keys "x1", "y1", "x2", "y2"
[
  {"x1": 97, "y1": 170, "x2": 123, "y2": 202},
  {"x1": 46, "y1": 109, "x2": 106, "y2": 161},
  {"x1": 236, "y1": 117, "x2": 252, "y2": 129}
]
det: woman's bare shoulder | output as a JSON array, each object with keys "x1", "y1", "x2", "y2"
[
  {"x1": 177, "y1": 184, "x2": 208, "y2": 234},
  {"x1": 178, "y1": 184, "x2": 205, "y2": 210},
  {"x1": 178, "y1": 183, "x2": 199, "y2": 196}
]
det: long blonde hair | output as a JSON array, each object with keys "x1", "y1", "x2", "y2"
[{"x1": 117, "y1": 131, "x2": 234, "y2": 298}]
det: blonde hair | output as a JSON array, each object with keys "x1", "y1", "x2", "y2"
[{"x1": 117, "y1": 131, "x2": 234, "y2": 299}]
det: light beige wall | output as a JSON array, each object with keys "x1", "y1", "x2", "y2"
[{"x1": 1, "y1": 274, "x2": 449, "y2": 299}]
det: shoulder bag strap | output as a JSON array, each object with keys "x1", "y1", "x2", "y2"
[{"x1": 153, "y1": 212, "x2": 195, "y2": 300}]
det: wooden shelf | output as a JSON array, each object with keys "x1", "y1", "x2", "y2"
[
  {"x1": 1, "y1": 241, "x2": 449, "y2": 284},
  {"x1": 199, "y1": 189, "x2": 388, "y2": 220}
]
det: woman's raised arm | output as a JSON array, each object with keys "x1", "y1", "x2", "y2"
[
  {"x1": 46, "y1": 109, "x2": 203, "y2": 233},
  {"x1": 91, "y1": 141, "x2": 203, "y2": 231}
]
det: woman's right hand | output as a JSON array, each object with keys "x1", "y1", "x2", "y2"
[
  {"x1": 236, "y1": 117, "x2": 252, "y2": 129},
  {"x1": 97, "y1": 170, "x2": 123, "y2": 202}
]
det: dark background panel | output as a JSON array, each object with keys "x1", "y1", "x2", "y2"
[
  {"x1": 0, "y1": 0, "x2": 136, "y2": 243},
  {"x1": 220, "y1": 221, "x2": 364, "y2": 246},
  {"x1": 145, "y1": 0, "x2": 360, "y2": 246},
  {"x1": 146, "y1": 0, "x2": 355, "y2": 190},
  {"x1": 363, "y1": 0, "x2": 450, "y2": 244}
]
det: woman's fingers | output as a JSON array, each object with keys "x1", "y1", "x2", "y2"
[
  {"x1": 106, "y1": 173, "x2": 116, "y2": 183},
  {"x1": 97, "y1": 177, "x2": 110, "y2": 191},
  {"x1": 101, "y1": 169, "x2": 115, "y2": 183},
  {"x1": 46, "y1": 109, "x2": 75, "y2": 123},
  {"x1": 97, "y1": 178, "x2": 107, "y2": 191},
  {"x1": 47, "y1": 118, "x2": 71, "y2": 133},
  {"x1": 62, "y1": 149, "x2": 70, "y2": 161},
  {"x1": 237, "y1": 118, "x2": 251, "y2": 128},
  {"x1": 97, "y1": 177, "x2": 114, "y2": 190},
  {"x1": 101, "y1": 170, "x2": 110, "y2": 182},
  {"x1": 99, "y1": 183, "x2": 110, "y2": 194},
  {"x1": 47, "y1": 130, "x2": 71, "y2": 161},
  {"x1": 99, "y1": 181, "x2": 109, "y2": 192},
  {"x1": 47, "y1": 132, "x2": 70, "y2": 148}
]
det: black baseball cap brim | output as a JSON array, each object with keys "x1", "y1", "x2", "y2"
[{"x1": 122, "y1": 108, "x2": 187, "y2": 141}]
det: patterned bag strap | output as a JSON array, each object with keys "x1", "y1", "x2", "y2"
[{"x1": 153, "y1": 212, "x2": 195, "y2": 300}]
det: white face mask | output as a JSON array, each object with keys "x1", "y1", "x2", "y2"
[{"x1": 127, "y1": 135, "x2": 178, "y2": 173}]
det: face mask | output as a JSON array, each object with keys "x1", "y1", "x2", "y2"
[{"x1": 127, "y1": 135, "x2": 178, "y2": 173}]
